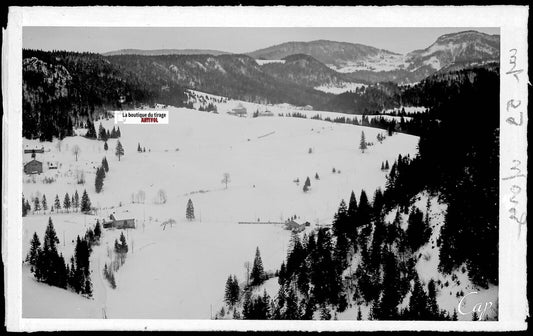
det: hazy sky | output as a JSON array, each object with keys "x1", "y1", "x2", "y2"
[{"x1": 23, "y1": 27, "x2": 499, "y2": 55}]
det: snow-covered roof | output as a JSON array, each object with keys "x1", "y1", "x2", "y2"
[{"x1": 109, "y1": 213, "x2": 135, "y2": 221}]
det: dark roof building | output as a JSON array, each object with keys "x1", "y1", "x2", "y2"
[{"x1": 24, "y1": 159, "x2": 43, "y2": 175}]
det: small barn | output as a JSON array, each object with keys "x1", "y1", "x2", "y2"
[
  {"x1": 24, "y1": 146, "x2": 44, "y2": 154},
  {"x1": 47, "y1": 161, "x2": 59, "y2": 169},
  {"x1": 103, "y1": 213, "x2": 136, "y2": 229},
  {"x1": 24, "y1": 159, "x2": 43, "y2": 175}
]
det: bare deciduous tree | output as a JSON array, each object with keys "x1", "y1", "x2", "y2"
[
  {"x1": 155, "y1": 189, "x2": 167, "y2": 204},
  {"x1": 72, "y1": 145, "x2": 81, "y2": 161},
  {"x1": 221, "y1": 173, "x2": 231, "y2": 189}
]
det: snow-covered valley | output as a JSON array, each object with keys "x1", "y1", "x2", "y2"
[
  {"x1": 21, "y1": 97, "x2": 496, "y2": 321},
  {"x1": 22, "y1": 104, "x2": 420, "y2": 319}
]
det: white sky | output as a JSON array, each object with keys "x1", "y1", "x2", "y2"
[{"x1": 23, "y1": 27, "x2": 499, "y2": 55}]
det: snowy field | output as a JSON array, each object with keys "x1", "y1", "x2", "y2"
[
  {"x1": 22, "y1": 105, "x2": 419, "y2": 319},
  {"x1": 314, "y1": 82, "x2": 367, "y2": 95}
]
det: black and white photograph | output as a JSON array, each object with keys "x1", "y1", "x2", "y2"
[{"x1": 2, "y1": 6, "x2": 528, "y2": 332}]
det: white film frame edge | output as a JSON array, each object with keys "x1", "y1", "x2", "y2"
[{"x1": 2, "y1": 5, "x2": 529, "y2": 332}]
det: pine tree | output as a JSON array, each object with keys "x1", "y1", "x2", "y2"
[
  {"x1": 359, "y1": 131, "x2": 367, "y2": 153},
  {"x1": 357, "y1": 190, "x2": 372, "y2": 226},
  {"x1": 303, "y1": 176, "x2": 311, "y2": 192},
  {"x1": 104, "y1": 141, "x2": 108, "y2": 151},
  {"x1": 283, "y1": 286, "x2": 302, "y2": 320},
  {"x1": 186, "y1": 199, "x2": 195, "y2": 220},
  {"x1": 63, "y1": 193, "x2": 71, "y2": 212},
  {"x1": 80, "y1": 190, "x2": 91, "y2": 213},
  {"x1": 385, "y1": 160, "x2": 390, "y2": 170},
  {"x1": 98, "y1": 123, "x2": 108, "y2": 141},
  {"x1": 224, "y1": 275, "x2": 237, "y2": 306},
  {"x1": 116, "y1": 127, "x2": 121, "y2": 138},
  {"x1": 137, "y1": 143, "x2": 142, "y2": 152},
  {"x1": 357, "y1": 307, "x2": 363, "y2": 320},
  {"x1": 347, "y1": 190, "x2": 358, "y2": 224},
  {"x1": 54, "y1": 194, "x2": 61, "y2": 212},
  {"x1": 40, "y1": 195, "x2": 47, "y2": 212},
  {"x1": 451, "y1": 308, "x2": 458, "y2": 321},
  {"x1": 315, "y1": 172, "x2": 320, "y2": 180},
  {"x1": 95, "y1": 166, "x2": 105, "y2": 193},
  {"x1": 25, "y1": 199, "x2": 31, "y2": 215},
  {"x1": 115, "y1": 140, "x2": 124, "y2": 161},
  {"x1": 73, "y1": 190, "x2": 80, "y2": 211},
  {"x1": 22, "y1": 195, "x2": 28, "y2": 217},
  {"x1": 94, "y1": 220, "x2": 102, "y2": 241},
  {"x1": 102, "y1": 157, "x2": 109, "y2": 172},
  {"x1": 27, "y1": 232, "x2": 41, "y2": 266},
  {"x1": 427, "y1": 279, "x2": 440, "y2": 318},
  {"x1": 250, "y1": 247, "x2": 265, "y2": 286},
  {"x1": 33, "y1": 197, "x2": 41, "y2": 213},
  {"x1": 85, "y1": 120, "x2": 97, "y2": 138},
  {"x1": 406, "y1": 206, "x2": 431, "y2": 251},
  {"x1": 407, "y1": 274, "x2": 429, "y2": 319}
]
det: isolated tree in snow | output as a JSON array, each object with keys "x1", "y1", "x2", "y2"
[
  {"x1": 186, "y1": 199, "x2": 195, "y2": 220},
  {"x1": 115, "y1": 140, "x2": 124, "y2": 161},
  {"x1": 80, "y1": 190, "x2": 91, "y2": 213},
  {"x1": 54, "y1": 194, "x2": 61, "y2": 212},
  {"x1": 250, "y1": 247, "x2": 265, "y2": 286},
  {"x1": 95, "y1": 166, "x2": 105, "y2": 193},
  {"x1": 41, "y1": 195, "x2": 48, "y2": 212},
  {"x1": 303, "y1": 176, "x2": 311, "y2": 192},
  {"x1": 116, "y1": 127, "x2": 121, "y2": 138},
  {"x1": 104, "y1": 141, "x2": 108, "y2": 151},
  {"x1": 72, "y1": 144, "x2": 81, "y2": 162},
  {"x1": 385, "y1": 160, "x2": 390, "y2": 170},
  {"x1": 221, "y1": 172, "x2": 231, "y2": 189},
  {"x1": 63, "y1": 193, "x2": 71, "y2": 212},
  {"x1": 359, "y1": 131, "x2": 367, "y2": 153},
  {"x1": 315, "y1": 173, "x2": 320, "y2": 180},
  {"x1": 137, "y1": 143, "x2": 142, "y2": 152}
]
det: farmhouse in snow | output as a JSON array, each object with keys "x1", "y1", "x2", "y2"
[
  {"x1": 102, "y1": 213, "x2": 136, "y2": 229},
  {"x1": 284, "y1": 219, "x2": 306, "y2": 233},
  {"x1": 24, "y1": 159, "x2": 43, "y2": 175},
  {"x1": 228, "y1": 103, "x2": 247, "y2": 117},
  {"x1": 259, "y1": 110, "x2": 274, "y2": 117}
]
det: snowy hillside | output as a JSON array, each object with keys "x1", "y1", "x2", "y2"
[
  {"x1": 22, "y1": 104, "x2": 418, "y2": 319},
  {"x1": 314, "y1": 82, "x2": 367, "y2": 94},
  {"x1": 186, "y1": 89, "x2": 412, "y2": 122}
]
